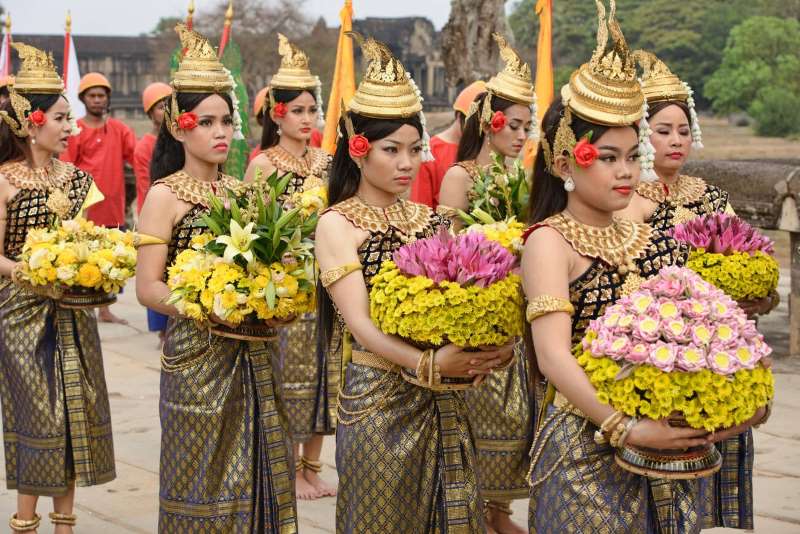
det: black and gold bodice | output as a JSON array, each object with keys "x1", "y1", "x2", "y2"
[
  {"x1": 638, "y1": 175, "x2": 730, "y2": 232},
  {"x1": 568, "y1": 231, "x2": 686, "y2": 345},
  {"x1": 260, "y1": 145, "x2": 331, "y2": 203},
  {"x1": 155, "y1": 171, "x2": 242, "y2": 279},
  {"x1": 527, "y1": 213, "x2": 688, "y2": 346},
  {"x1": 325, "y1": 196, "x2": 449, "y2": 290},
  {"x1": 2, "y1": 160, "x2": 92, "y2": 259}
]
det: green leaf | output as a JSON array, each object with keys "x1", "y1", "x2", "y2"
[{"x1": 265, "y1": 281, "x2": 276, "y2": 309}]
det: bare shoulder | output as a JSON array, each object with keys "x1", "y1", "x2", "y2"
[
  {"x1": 244, "y1": 153, "x2": 276, "y2": 182},
  {"x1": 522, "y1": 225, "x2": 571, "y2": 263}
]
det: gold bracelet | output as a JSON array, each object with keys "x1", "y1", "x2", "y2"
[
  {"x1": 526, "y1": 295, "x2": 575, "y2": 322},
  {"x1": 609, "y1": 419, "x2": 629, "y2": 448},
  {"x1": 415, "y1": 349, "x2": 431, "y2": 384},
  {"x1": 428, "y1": 349, "x2": 441, "y2": 388},
  {"x1": 615, "y1": 417, "x2": 638, "y2": 449},
  {"x1": 594, "y1": 410, "x2": 625, "y2": 444},
  {"x1": 320, "y1": 263, "x2": 362, "y2": 288}
]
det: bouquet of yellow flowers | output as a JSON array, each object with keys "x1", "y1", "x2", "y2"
[
  {"x1": 577, "y1": 266, "x2": 773, "y2": 478},
  {"x1": 458, "y1": 152, "x2": 530, "y2": 255},
  {"x1": 284, "y1": 176, "x2": 328, "y2": 219},
  {"x1": 370, "y1": 230, "x2": 523, "y2": 348},
  {"x1": 15, "y1": 217, "x2": 137, "y2": 307},
  {"x1": 671, "y1": 213, "x2": 779, "y2": 301},
  {"x1": 166, "y1": 174, "x2": 317, "y2": 339}
]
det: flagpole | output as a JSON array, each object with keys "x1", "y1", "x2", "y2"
[
  {"x1": 321, "y1": 0, "x2": 356, "y2": 154},
  {"x1": 2, "y1": 13, "x2": 11, "y2": 78},
  {"x1": 218, "y1": 0, "x2": 233, "y2": 58},
  {"x1": 63, "y1": 11, "x2": 71, "y2": 87}
]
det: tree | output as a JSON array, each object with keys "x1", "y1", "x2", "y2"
[
  {"x1": 704, "y1": 16, "x2": 800, "y2": 117},
  {"x1": 507, "y1": 0, "x2": 794, "y2": 108}
]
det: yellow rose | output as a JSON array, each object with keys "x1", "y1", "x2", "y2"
[{"x1": 76, "y1": 264, "x2": 103, "y2": 288}]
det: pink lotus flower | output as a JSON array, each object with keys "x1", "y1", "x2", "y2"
[
  {"x1": 605, "y1": 336, "x2": 631, "y2": 360},
  {"x1": 628, "y1": 342, "x2": 650, "y2": 363},
  {"x1": 670, "y1": 213, "x2": 774, "y2": 255},
  {"x1": 649, "y1": 342, "x2": 678, "y2": 372},
  {"x1": 714, "y1": 323, "x2": 739, "y2": 347},
  {"x1": 663, "y1": 318, "x2": 690, "y2": 343},
  {"x1": 635, "y1": 316, "x2": 661, "y2": 343},
  {"x1": 649, "y1": 277, "x2": 685, "y2": 299},
  {"x1": 691, "y1": 324, "x2": 715, "y2": 346},
  {"x1": 393, "y1": 229, "x2": 516, "y2": 287},
  {"x1": 732, "y1": 345, "x2": 757, "y2": 370},
  {"x1": 709, "y1": 299, "x2": 734, "y2": 320},
  {"x1": 676, "y1": 345, "x2": 707, "y2": 371},
  {"x1": 657, "y1": 301, "x2": 681, "y2": 320},
  {"x1": 707, "y1": 346, "x2": 739, "y2": 375},
  {"x1": 590, "y1": 330, "x2": 615, "y2": 358},
  {"x1": 681, "y1": 299, "x2": 710, "y2": 320}
]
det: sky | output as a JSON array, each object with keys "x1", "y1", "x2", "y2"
[{"x1": 2, "y1": 0, "x2": 453, "y2": 35}]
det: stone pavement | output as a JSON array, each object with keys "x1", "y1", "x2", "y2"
[{"x1": 0, "y1": 270, "x2": 797, "y2": 533}]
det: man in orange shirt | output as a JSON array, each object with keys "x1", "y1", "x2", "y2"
[
  {"x1": 133, "y1": 82, "x2": 172, "y2": 342},
  {"x1": 410, "y1": 80, "x2": 485, "y2": 208},
  {"x1": 63, "y1": 72, "x2": 136, "y2": 323}
]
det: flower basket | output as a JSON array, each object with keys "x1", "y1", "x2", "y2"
[
  {"x1": 577, "y1": 266, "x2": 774, "y2": 479},
  {"x1": 369, "y1": 230, "x2": 523, "y2": 388},
  {"x1": 166, "y1": 172, "x2": 319, "y2": 340},
  {"x1": 16, "y1": 218, "x2": 137, "y2": 307},
  {"x1": 671, "y1": 213, "x2": 779, "y2": 301}
]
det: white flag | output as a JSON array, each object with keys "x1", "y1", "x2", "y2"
[
  {"x1": 64, "y1": 34, "x2": 85, "y2": 118},
  {"x1": 0, "y1": 32, "x2": 10, "y2": 77}
]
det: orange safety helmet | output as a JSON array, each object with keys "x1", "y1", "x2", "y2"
[
  {"x1": 253, "y1": 86, "x2": 268, "y2": 120},
  {"x1": 453, "y1": 80, "x2": 486, "y2": 115},
  {"x1": 142, "y1": 82, "x2": 172, "y2": 113},
  {"x1": 78, "y1": 72, "x2": 112, "y2": 95}
]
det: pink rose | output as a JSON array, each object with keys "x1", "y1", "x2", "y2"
[
  {"x1": 349, "y1": 134, "x2": 371, "y2": 158},
  {"x1": 490, "y1": 111, "x2": 507, "y2": 133}
]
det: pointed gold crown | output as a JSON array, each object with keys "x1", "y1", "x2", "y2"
[
  {"x1": 11, "y1": 42, "x2": 64, "y2": 94},
  {"x1": 633, "y1": 50, "x2": 689, "y2": 103},
  {"x1": 561, "y1": 0, "x2": 643, "y2": 125},
  {"x1": 485, "y1": 34, "x2": 534, "y2": 105},
  {"x1": 171, "y1": 23, "x2": 232, "y2": 93},
  {"x1": 269, "y1": 33, "x2": 318, "y2": 90},
  {"x1": 345, "y1": 32, "x2": 421, "y2": 118}
]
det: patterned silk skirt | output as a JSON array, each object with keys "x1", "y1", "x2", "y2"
[
  {"x1": 528, "y1": 404, "x2": 706, "y2": 534},
  {"x1": 463, "y1": 349, "x2": 532, "y2": 502},
  {"x1": 336, "y1": 362, "x2": 485, "y2": 533},
  {"x1": 158, "y1": 319, "x2": 297, "y2": 533},
  {"x1": 273, "y1": 313, "x2": 339, "y2": 442},
  {"x1": 699, "y1": 431, "x2": 754, "y2": 529},
  {"x1": 0, "y1": 279, "x2": 115, "y2": 496}
]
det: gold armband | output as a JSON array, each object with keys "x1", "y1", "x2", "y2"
[
  {"x1": 320, "y1": 263, "x2": 362, "y2": 288},
  {"x1": 526, "y1": 295, "x2": 574, "y2": 322},
  {"x1": 133, "y1": 233, "x2": 167, "y2": 247},
  {"x1": 434, "y1": 205, "x2": 460, "y2": 221}
]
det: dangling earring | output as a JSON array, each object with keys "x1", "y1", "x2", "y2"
[
  {"x1": 276, "y1": 125, "x2": 282, "y2": 137},
  {"x1": 563, "y1": 176, "x2": 575, "y2": 192},
  {"x1": 31, "y1": 138, "x2": 36, "y2": 146}
]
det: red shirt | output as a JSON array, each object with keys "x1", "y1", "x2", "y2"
[
  {"x1": 133, "y1": 133, "x2": 156, "y2": 214},
  {"x1": 62, "y1": 117, "x2": 136, "y2": 227},
  {"x1": 410, "y1": 135, "x2": 458, "y2": 209}
]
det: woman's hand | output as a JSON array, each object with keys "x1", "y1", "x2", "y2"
[
  {"x1": 208, "y1": 312, "x2": 237, "y2": 329},
  {"x1": 435, "y1": 343, "x2": 513, "y2": 379},
  {"x1": 625, "y1": 418, "x2": 710, "y2": 450}
]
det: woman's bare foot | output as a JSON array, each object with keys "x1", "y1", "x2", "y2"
[
  {"x1": 303, "y1": 468, "x2": 337, "y2": 498},
  {"x1": 98, "y1": 306, "x2": 128, "y2": 324},
  {"x1": 295, "y1": 471, "x2": 320, "y2": 500},
  {"x1": 486, "y1": 506, "x2": 526, "y2": 534}
]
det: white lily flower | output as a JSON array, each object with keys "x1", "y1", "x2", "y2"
[{"x1": 216, "y1": 220, "x2": 259, "y2": 264}]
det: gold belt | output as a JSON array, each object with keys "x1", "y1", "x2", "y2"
[{"x1": 351, "y1": 350, "x2": 399, "y2": 373}]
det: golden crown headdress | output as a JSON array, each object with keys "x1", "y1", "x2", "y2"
[
  {"x1": 171, "y1": 23, "x2": 232, "y2": 94},
  {"x1": 634, "y1": 49, "x2": 703, "y2": 149},
  {"x1": 485, "y1": 34, "x2": 535, "y2": 106},
  {"x1": 10, "y1": 42, "x2": 64, "y2": 94},
  {"x1": 561, "y1": 0, "x2": 643, "y2": 126},
  {"x1": 167, "y1": 24, "x2": 243, "y2": 139},
  {"x1": 633, "y1": 50, "x2": 689, "y2": 103},
  {"x1": 269, "y1": 33, "x2": 318, "y2": 91},
  {"x1": 0, "y1": 43, "x2": 65, "y2": 138},
  {"x1": 345, "y1": 32, "x2": 421, "y2": 119}
]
